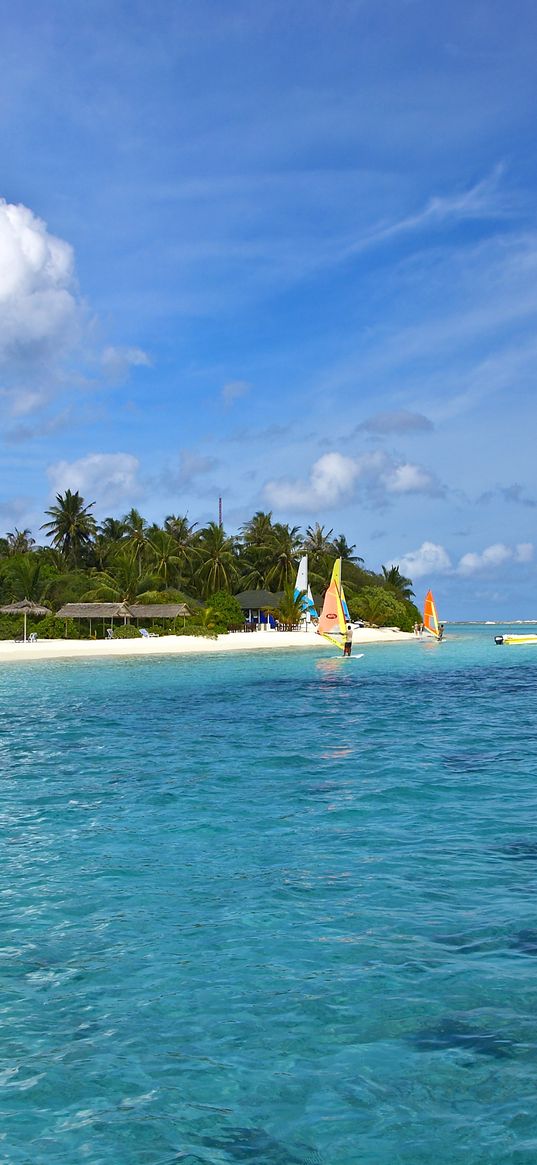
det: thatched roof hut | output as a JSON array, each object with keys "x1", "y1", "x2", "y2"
[
  {"x1": 0, "y1": 598, "x2": 52, "y2": 642},
  {"x1": 56, "y1": 603, "x2": 133, "y2": 620},
  {"x1": 129, "y1": 603, "x2": 190, "y2": 620},
  {"x1": 234, "y1": 590, "x2": 283, "y2": 610}
]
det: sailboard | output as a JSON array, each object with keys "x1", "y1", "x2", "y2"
[
  {"x1": 423, "y1": 589, "x2": 442, "y2": 639},
  {"x1": 317, "y1": 558, "x2": 351, "y2": 651},
  {"x1": 294, "y1": 556, "x2": 318, "y2": 624}
]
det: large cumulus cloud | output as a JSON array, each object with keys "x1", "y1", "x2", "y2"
[{"x1": 0, "y1": 199, "x2": 80, "y2": 364}]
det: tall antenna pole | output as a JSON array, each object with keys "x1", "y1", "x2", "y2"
[{"x1": 218, "y1": 496, "x2": 223, "y2": 529}]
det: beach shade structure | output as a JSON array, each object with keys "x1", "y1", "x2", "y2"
[
  {"x1": 234, "y1": 590, "x2": 284, "y2": 626},
  {"x1": 56, "y1": 602, "x2": 133, "y2": 637},
  {"x1": 0, "y1": 598, "x2": 51, "y2": 642},
  {"x1": 130, "y1": 603, "x2": 191, "y2": 628}
]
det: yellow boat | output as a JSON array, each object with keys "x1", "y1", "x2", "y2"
[{"x1": 494, "y1": 634, "x2": 537, "y2": 645}]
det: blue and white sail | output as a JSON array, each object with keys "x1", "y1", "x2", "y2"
[{"x1": 294, "y1": 556, "x2": 318, "y2": 625}]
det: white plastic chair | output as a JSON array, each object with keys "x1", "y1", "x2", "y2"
[
  {"x1": 28, "y1": 633, "x2": 37, "y2": 643},
  {"x1": 140, "y1": 627, "x2": 158, "y2": 639}
]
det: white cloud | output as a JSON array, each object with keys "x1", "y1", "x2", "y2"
[
  {"x1": 0, "y1": 388, "x2": 46, "y2": 417},
  {"x1": 458, "y1": 543, "x2": 512, "y2": 574},
  {"x1": 101, "y1": 345, "x2": 151, "y2": 383},
  {"x1": 264, "y1": 449, "x2": 441, "y2": 511},
  {"x1": 394, "y1": 539, "x2": 535, "y2": 581},
  {"x1": 0, "y1": 199, "x2": 79, "y2": 362},
  {"x1": 396, "y1": 541, "x2": 453, "y2": 580},
  {"x1": 47, "y1": 453, "x2": 140, "y2": 509},
  {"x1": 384, "y1": 462, "x2": 439, "y2": 495},
  {"x1": 265, "y1": 451, "x2": 359, "y2": 509},
  {"x1": 221, "y1": 379, "x2": 250, "y2": 406}
]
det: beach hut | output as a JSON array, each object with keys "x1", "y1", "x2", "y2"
[
  {"x1": 234, "y1": 590, "x2": 283, "y2": 629},
  {"x1": 56, "y1": 602, "x2": 133, "y2": 637},
  {"x1": 129, "y1": 603, "x2": 191, "y2": 629},
  {"x1": 0, "y1": 598, "x2": 52, "y2": 642}
]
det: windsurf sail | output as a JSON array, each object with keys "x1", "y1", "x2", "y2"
[
  {"x1": 294, "y1": 556, "x2": 318, "y2": 622},
  {"x1": 317, "y1": 558, "x2": 351, "y2": 650},
  {"x1": 423, "y1": 589, "x2": 441, "y2": 638}
]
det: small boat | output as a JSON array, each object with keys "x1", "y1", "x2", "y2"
[
  {"x1": 423, "y1": 589, "x2": 444, "y2": 640},
  {"x1": 495, "y1": 634, "x2": 537, "y2": 646},
  {"x1": 294, "y1": 555, "x2": 318, "y2": 626},
  {"x1": 317, "y1": 558, "x2": 352, "y2": 653}
]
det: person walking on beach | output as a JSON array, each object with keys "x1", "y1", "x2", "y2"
[{"x1": 343, "y1": 622, "x2": 353, "y2": 657}]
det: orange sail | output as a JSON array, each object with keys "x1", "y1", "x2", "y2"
[
  {"x1": 317, "y1": 559, "x2": 350, "y2": 650},
  {"x1": 423, "y1": 589, "x2": 440, "y2": 638}
]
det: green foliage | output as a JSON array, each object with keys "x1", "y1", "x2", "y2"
[
  {"x1": 112, "y1": 624, "x2": 142, "y2": 638},
  {"x1": 1, "y1": 502, "x2": 421, "y2": 630},
  {"x1": 381, "y1": 564, "x2": 415, "y2": 600},
  {"x1": 41, "y1": 489, "x2": 97, "y2": 564},
  {"x1": 272, "y1": 584, "x2": 307, "y2": 628},
  {"x1": 0, "y1": 554, "x2": 51, "y2": 602},
  {"x1": 0, "y1": 615, "x2": 23, "y2": 640},
  {"x1": 32, "y1": 615, "x2": 80, "y2": 640},
  {"x1": 206, "y1": 591, "x2": 244, "y2": 630},
  {"x1": 174, "y1": 623, "x2": 218, "y2": 639},
  {"x1": 349, "y1": 586, "x2": 411, "y2": 629}
]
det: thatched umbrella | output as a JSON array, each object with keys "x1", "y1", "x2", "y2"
[{"x1": 0, "y1": 598, "x2": 51, "y2": 642}]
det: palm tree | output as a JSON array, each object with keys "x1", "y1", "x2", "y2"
[
  {"x1": 82, "y1": 548, "x2": 158, "y2": 605},
  {"x1": 41, "y1": 490, "x2": 97, "y2": 564},
  {"x1": 123, "y1": 507, "x2": 148, "y2": 576},
  {"x1": 1, "y1": 554, "x2": 50, "y2": 602},
  {"x1": 272, "y1": 585, "x2": 308, "y2": 629},
  {"x1": 5, "y1": 528, "x2": 36, "y2": 556},
  {"x1": 146, "y1": 530, "x2": 183, "y2": 585},
  {"x1": 304, "y1": 523, "x2": 334, "y2": 556},
  {"x1": 381, "y1": 564, "x2": 415, "y2": 600},
  {"x1": 196, "y1": 522, "x2": 238, "y2": 597},
  {"x1": 302, "y1": 523, "x2": 335, "y2": 580},
  {"x1": 237, "y1": 551, "x2": 269, "y2": 591},
  {"x1": 163, "y1": 515, "x2": 198, "y2": 584},
  {"x1": 240, "y1": 511, "x2": 274, "y2": 547},
  {"x1": 265, "y1": 523, "x2": 303, "y2": 590},
  {"x1": 332, "y1": 534, "x2": 363, "y2": 564},
  {"x1": 99, "y1": 517, "x2": 128, "y2": 543},
  {"x1": 164, "y1": 514, "x2": 197, "y2": 542}
]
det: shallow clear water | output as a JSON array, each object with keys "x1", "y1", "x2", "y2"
[{"x1": 2, "y1": 626, "x2": 537, "y2": 1163}]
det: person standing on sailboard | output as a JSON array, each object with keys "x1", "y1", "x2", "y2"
[{"x1": 343, "y1": 622, "x2": 353, "y2": 657}]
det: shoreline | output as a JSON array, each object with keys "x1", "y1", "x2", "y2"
[{"x1": 0, "y1": 627, "x2": 414, "y2": 664}]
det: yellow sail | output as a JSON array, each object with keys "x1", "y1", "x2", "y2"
[
  {"x1": 317, "y1": 558, "x2": 350, "y2": 650},
  {"x1": 423, "y1": 589, "x2": 440, "y2": 638}
]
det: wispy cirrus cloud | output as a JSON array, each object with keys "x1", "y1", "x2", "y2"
[
  {"x1": 478, "y1": 483, "x2": 537, "y2": 509},
  {"x1": 343, "y1": 164, "x2": 510, "y2": 261},
  {"x1": 221, "y1": 378, "x2": 250, "y2": 407},
  {"x1": 357, "y1": 410, "x2": 434, "y2": 435}
]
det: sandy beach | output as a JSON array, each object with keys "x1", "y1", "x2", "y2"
[{"x1": 0, "y1": 626, "x2": 414, "y2": 664}]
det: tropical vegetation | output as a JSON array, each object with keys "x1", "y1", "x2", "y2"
[{"x1": 0, "y1": 494, "x2": 422, "y2": 636}]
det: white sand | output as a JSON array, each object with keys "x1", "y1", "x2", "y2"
[{"x1": 0, "y1": 627, "x2": 414, "y2": 664}]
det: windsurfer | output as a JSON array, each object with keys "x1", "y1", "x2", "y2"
[
  {"x1": 343, "y1": 623, "x2": 353, "y2": 657},
  {"x1": 438, "y1": 623, "x2": 444, "y2": 641}
]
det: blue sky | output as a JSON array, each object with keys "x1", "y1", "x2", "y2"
[{"x1": 1, "y1": 0, "x2": 537, "y2": 617}]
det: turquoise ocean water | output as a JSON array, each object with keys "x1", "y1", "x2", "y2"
[{"x1": 2, "y1": 625, "x2": 537, "y2": 1164}]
